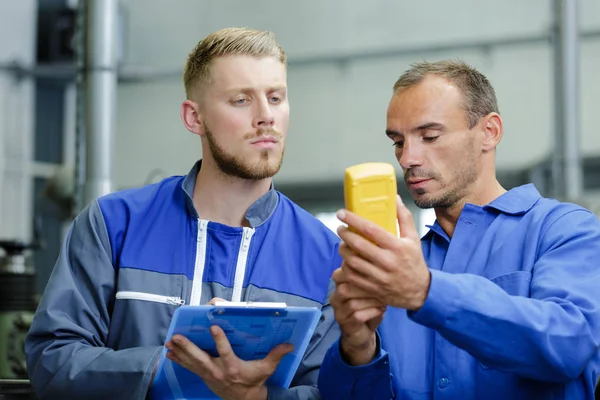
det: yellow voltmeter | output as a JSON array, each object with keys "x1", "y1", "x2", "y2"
[{"x1": 344, "y1": 162, "x2": 398, "y2": 237}]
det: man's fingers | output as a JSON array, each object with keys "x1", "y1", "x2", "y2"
[
  {"x1": 166, "y1": 351, "x2": 182, "y2": 365},
  {"x1": 340, "y1": 245, "x2": 388, "y2": 286},
  {"x1": 170, "y1": 335, "x2": 212, "y2": 364},
  {"x1": 337, "y1": 209, "x2": 398, "y2": 249},
  {"x1": 346, "y1": 275, "x2": 383, "y2": 298},
  {"x1": 168, "y1": 334, "x2": 215, "y2": 377},
  {"x1": 336, "y1": 281, "x2": 378, "y2": 301},
  {"x1": 337, "y1": 226, "x2": 382, "y2": 264},
  {"x1": 269, "y1": 343, "x2": 294, "y2": 369},
  {"x1": 396, "y1": 195, "x2": 420, "y2": 240},
  {"x1": 334, "y1": 297, "x2": 386, "y2": 322},
  {"x1": 345, "y1": 298, "x2": 386, "y2": 314},
  {"x1": 351, "y1": 306, "x2": 385, "y2": 325},
  {"x1": 255, "y1": 343, "x2": 294, "y2": 377},
  {"x1": 338, "y1": 240, "x2": 378, "y2": 266},
  {"x1": 332, "y1": 267, "x2": 347, "y2": 284},
  {"x1": 366, "y1": 313, "x2": 384, "y2": 331},
  {"x1": 210, "y1": 325, "x2": 236, "y2": 363},
  {"x1": 342, "y1": 259, "x2": 387, "y2": 296},
  {"x1": 267, "y1": 343, "x2": 294, "y2": 365},
  {"x1": 338, "y1": 228, "x2": 399, "y2": 275},
  {"x1": 207, "y1": 297, "x2": 228, "y2": 305}
]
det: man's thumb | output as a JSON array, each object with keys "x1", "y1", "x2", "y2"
[{"x1": 265, "y1": 343, "x2": 294, "y2": 368}]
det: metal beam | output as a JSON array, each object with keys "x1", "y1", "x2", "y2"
[{"x1": 2, "y1": 29, "x2": 600, "y2": 83}]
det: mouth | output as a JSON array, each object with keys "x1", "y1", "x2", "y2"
[
  {"x1": 406, "y1": 178, "x2": 432, "y2": 189},
  {"x1": 250, "y1": 136, "x2": 279, "y2": 149}
]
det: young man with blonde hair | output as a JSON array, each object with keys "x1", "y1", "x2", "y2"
[{"x1": 26, "y1": 27, "x2": 341, "y2": 400}]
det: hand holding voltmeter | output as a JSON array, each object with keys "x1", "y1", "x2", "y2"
[{"x1": 331, "y1": 162, "x2": 431, "y2": 366}]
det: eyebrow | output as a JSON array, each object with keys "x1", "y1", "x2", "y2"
[
  {"x1": 415, "y1": 122, "x2": 445, "y2": 132},
  {"x1": 226, "y1": 86, "x2": 287, "y2": 94},
  {"x1": 385, "y1": 122, "x2": 445, "y2": 137}
]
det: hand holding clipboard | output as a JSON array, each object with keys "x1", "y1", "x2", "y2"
[{"x1": 150, "y1": 301, "x2": 321, "y2": 400}]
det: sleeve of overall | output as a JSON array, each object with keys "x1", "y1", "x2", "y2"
[
  {"x1": 316, "y1": 241, "x2": 394, "y2": 400},
  {"x1": 409, "y1": 209, "x2": 600, "y2": 382},
  {"x1": 317, "y1": 333, "x2": 394, "y2": 400},
  {"x1": 24, "y1": 200, "x2": 162, "y2": 400}
]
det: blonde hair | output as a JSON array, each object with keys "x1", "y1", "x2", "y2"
[{"x1": 183, "y1": 27, "x2": 287, "y2": 99}]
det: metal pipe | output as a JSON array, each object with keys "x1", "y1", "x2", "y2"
[
  {"x1": 77, "y1": 0, "x2": 118, "y2": 208},
  {"x1": 553, "y1": 0, "x2": 582, "y2": 201},
  {"x1": 3, "y1": 29, "x2": 600, "y2": 83},
  {"x1": 561, "y1": 0, "x2": 582, "y2": 200},
  {"x1": 73, "y1": 2, "x2": 86, "y2": 212},
  {"x1": 551, "y1": 1, "x2": 564, "y2": 199}
]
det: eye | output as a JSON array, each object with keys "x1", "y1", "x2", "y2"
[
  {"x1": 269, "y1": 96, "x2": 281, "y2": 104},
  {"x1": 423, "y1": 136, "x2": 438, "y2": 143},
  {"x1": 392, "y1": 141, "x2": 404, "y2": 148}
]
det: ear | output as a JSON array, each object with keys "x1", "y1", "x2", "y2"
[
  {"x1": 180, "y1": 100, "x2": 205, "y2": 137},
  {"x1": 481, "y1": 112, "x2": 503, "y2": 151}
]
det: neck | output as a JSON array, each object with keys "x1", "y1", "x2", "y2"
[
  {"x1": 193, "y1": 159, "x2": 272, "y2": 227},
  {"x1": 434, "y1": 168, "x2": 506, "y2": 238}
]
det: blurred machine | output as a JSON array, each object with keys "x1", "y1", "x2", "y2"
[{"x1": 0, "y1": 238, "x2": 39, "y2": 380}]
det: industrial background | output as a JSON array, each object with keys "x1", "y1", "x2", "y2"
[{"x1": 0, "y1": 0, "x2": 599, "y2": 397}]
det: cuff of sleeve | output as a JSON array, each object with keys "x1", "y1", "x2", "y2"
[
  {"x1": 267, "y1": 385, "x2": 289, "y2": 400},
  {"x1": 332, "y1": 332, "x2": 389, "y2": 376},
  {"x1": 145, "y1": 346, "x2": 166, "y2": 399},
  {"x1": 266, "y1": 385, "x2": 319, "y2": 400},
  {"x1": 408, "y1": 269, "x2": 459, "y2": 329},
  {"x1": 318, "y1": 333, "x2": 393, "y2": 399}
]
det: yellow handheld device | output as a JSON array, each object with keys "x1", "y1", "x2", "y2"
[{"x1": 344, "y1": 162, "x2": 398, "y2": 236}]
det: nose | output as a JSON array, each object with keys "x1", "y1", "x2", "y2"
[
  {"x1": 398, "y1": 138, "x2": 424, "y2": 170},
  {"x1": 252, "y1": 98, "x2": 275, "y2": 130}
]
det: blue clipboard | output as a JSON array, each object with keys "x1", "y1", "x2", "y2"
[{"x1": 149, "y1": 302, "x2": 321, "y2": 400}]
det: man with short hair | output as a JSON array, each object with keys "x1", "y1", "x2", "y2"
[
  {"x1": 318, "y1": 60, "x2": 600, "y2": 399},
  {"x1": 26, "y1": 27, "x2": 341, "y2": 400}
]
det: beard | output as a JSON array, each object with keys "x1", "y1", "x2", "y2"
[
  {"x1": 406, "y1": 142, "x2": 478, "y2": 209},
  {"x1": 409, "y1": 168, "x2": 477, "y2": 209},
  {"x1": 204, "y1": 126, "x2": 285, "y2": 180}
]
